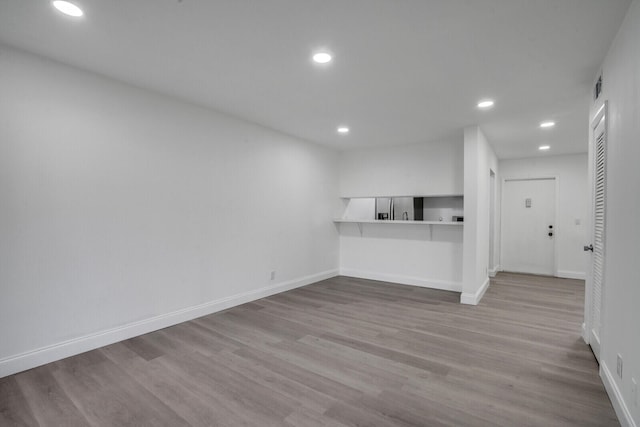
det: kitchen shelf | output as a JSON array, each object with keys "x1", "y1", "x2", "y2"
[
  {"x1": 333, "y1": 218, "x2": 463, "y2": 237},
  {"x1": 333, "y1": 219, "x2": 462, "y2": 225},
  {"x1": 340, "y1": 194, "x2": 463, "y2": 199}
]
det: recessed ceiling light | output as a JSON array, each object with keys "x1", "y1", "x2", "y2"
[
  {"x1": 540, "y1": 121, "x2": 556, "y2": 128},
  {"x1": 312, "y1": 52, "x2": 332, "y2": 64},
  {"x1": 539, "y1": 145, "x2": 551, "y2": 151},
  {"x1": 337, "y1": 127, "x2": 349, "y2": 134},
  {"x1": 52, "y1": 1, "x2": 84, "y2": 17},
  {"x1": 477, "y1": 100, "x2": 494, "y2": 109}
]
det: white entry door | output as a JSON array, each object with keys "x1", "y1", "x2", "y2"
[{"x1": 502, "y1": 178, "x2": 556, "y2": 276}]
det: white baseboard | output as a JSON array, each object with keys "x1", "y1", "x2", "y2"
[
  {"x1": 601, "y1": 362, "x2": 637, "y2": 427},
  {"x1": 0, "y1": 269, "x2": 338, "y2": 379},
  {"x1": 339, "y1": 268, "x2": 462, "y2": 292},
  {"x1": 488, "y1": 265, "x2": 501, "y2": 277},
  {"x1": 581, "y1": 323, "x2": 589, "y2": 344},
  {"x1": 557, "y1": 270, "x2": 586, "y2": 280},
  {"x1": 460, "y1": 277, "x2": 490, "y2": 305}
]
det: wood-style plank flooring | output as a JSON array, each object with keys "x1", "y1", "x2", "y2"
[{"x1": 0, "y1": 273, "x2": 619, "y2": 426}]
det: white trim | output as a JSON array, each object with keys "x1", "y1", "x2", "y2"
[
  {"x1": 601, "y1": 362, "x2": 637, "y2": 427},
  {"x1": 339, "y1": 268, "x2": 462, "y2": 292},
  {"x1": 460, "y1": 277, "x2": 490, "y2": 305},
  {"x1": 590, "y1": 329, "x2": 602, "y2": 363},
  {"x1": 557, "y1": 270, "x2": 586, "y2": 280},
  {"x1": 553, "y1": 176, "x2": 560, "y2": 277},
  {"x1": 488, "y1": 264, "x2": 501, "y2": 277},
  {"x1": 593, "y1": 102, "x2": 606, "y2": 121},
  {"x1": 581, "y1": 322, "x2": 589, "y2": 344},
  {"x1": 0, "y1": 269, "x2": 338, "y2": 379},
  {"x1": 488, "y1": 168, "x2": 498, "y2": 277}
]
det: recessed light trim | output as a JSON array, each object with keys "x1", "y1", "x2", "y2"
[
  {"x1": 539, "y1": 145, "x2": 551, "y2": 151},
  {"x1": 477, "y1": 100, "x2": 495, "y2": 109},
  {"x1": 540, "y1": 121, "x2": 556, "y2": 128},
  {"x1": 52, "y1": 1, "x2": 84, "y2": 17},
  {"x1": 312, "y1": 52, "x2": 332, "y2": 64},
  {"x1": 337, "y1": 127, "x2": 349, "y2": 134}
]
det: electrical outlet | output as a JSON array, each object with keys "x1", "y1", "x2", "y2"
[
  {"x1": 632, "y1": 378, "x2": 638, "y2": 407},
  {"x1": 270, "y1": 271, "x2": 276, "y2": 281},
  {"x1": 616, "y1": 354, "x2": 623, "y2": 378}
]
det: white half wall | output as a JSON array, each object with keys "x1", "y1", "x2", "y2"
[
  {"x1": 337, "y1": 140, "x2": 464, "y2": 292},
  {"x1": 462, "y1": 126, "x2": 498, "y2": 305},
  {"x1": 339, "y1": 223, "x2": 463, "y2": 291},
  {"x1": 591, "y1": 1, "x2": 640, "y2": 425},
  {"x1": 0, "y1": 46, "x2": 340, "y2": 377},
  {"x1": 499, "y1": 154, "x2": 588, "y2": 279}
]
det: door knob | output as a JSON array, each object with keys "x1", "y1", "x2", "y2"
[{"x1": 584, "y1": 244, "x2": 594, "y2": 252}]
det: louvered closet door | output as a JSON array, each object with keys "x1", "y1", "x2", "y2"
[{"x1": 589, "y1": 106, "x2": 607, "y2": 361}]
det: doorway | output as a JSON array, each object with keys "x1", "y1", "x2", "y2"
[{"x1": 501, "y1": 177, "x2": 557, "y2": 276}]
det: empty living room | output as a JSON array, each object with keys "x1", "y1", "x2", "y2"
[{"x1": 1, "y1": 1, "x2": 639, "y2": 426}]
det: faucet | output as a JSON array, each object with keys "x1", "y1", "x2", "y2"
[{"x1": 403, "y1": 211, "x2": 408, "y2": 221}]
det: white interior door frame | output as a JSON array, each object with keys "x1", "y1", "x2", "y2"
[
  {"x1": 489, "y1": 169, "x2": 497, "y2": 276},
  {"x1": 583, "y1": 101, "x2": 608, "y2": 356},
  {"x1": 499, "y1": 175, "x2": 560, "y2": 277}
]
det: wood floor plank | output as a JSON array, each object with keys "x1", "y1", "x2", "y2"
[
  {"x1": 51, "y1": 350, "x2": 190, "y2": 427},
  {"x1": 121, "y1": 335, "x2": 165, "y2": 361},
  {"x1": 153, "y1": 351, "x2": 295, "y2": 426},
  {"x1": 284, "y1": 407, "x2": 350, "y2": 427},
  {"x1": 208, "y1": 349, "x2": 336, "y2": 414},
  {"x1": 100, "y1": 343, "x2": 245, "y2": 427},
  {"x1": 0, "y1": 376, "x2": 40, "y2": 427},
  {"x1": 316, "y1": 332, "x2": 451, "y2": 375},
  {"x1": 13, "y1": 365, "x2": 87, "y2": 427},
  {"x1": 232, "y1": 346, "x2": 365, "y2": 403},
  {"x1": 0, "y1": 273, "x2": 620, "y2": 426}
]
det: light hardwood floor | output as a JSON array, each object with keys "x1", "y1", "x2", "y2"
[{"x1": 0, "y1": 273, "x2": 619, "y2": 426}]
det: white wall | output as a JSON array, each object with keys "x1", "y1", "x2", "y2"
[
  {"x1": 339, "y1": 139, "x2": 464, "y2": 197},
  {"x1": 343, "y1": 198, "x2": 376, "y2": 220},
  {"x1": 500, "y1": 154, "x2": 588, "y2": 279},
  {"x1": 462, "y1": 126, "x2": 499, "y2": 305},
  {"x1": 590, "y1": 1, "x2": 640, "y2": 425},
  {"x1": 339, "y1": 224, "x2": 463, "y2": 291},
  {"x1": 337, "y1": 140, "x2": 464, "y2": 291},
  {"x1": 0, "y1": 46, "x2": 340, "y2": 377}
]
